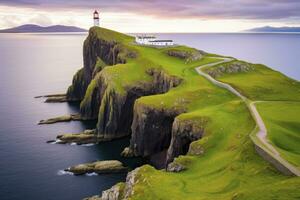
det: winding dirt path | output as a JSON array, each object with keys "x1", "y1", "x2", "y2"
[{"x1": 195, "y1": 57, "x2": 300, "y2": 176}]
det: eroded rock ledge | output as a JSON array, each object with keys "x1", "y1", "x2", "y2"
[
  {"x1": 88, "y1": 167, "x2": 141, "y2": 200},
  {"x1": 205, "y1": 61, "x2": 254, "y2": 78},
  {"x1": 79, "y1": 67, "x2": 183, "y2": 142},
  {"x1": 66, "y1": 28, "x2": 133, "y2": 102},
  {"x1": 129, "y1": 102, "x2": 183, "y2": 158},
  {"x1": 166, "y1": 117, "x2": 208, "y2": 164},
  {"x1": 35, "y1": 94, "x2": 69, "y2": 103},
  {"x1": 53, "y1": 129, "x2": 100, "y2": 144},
  {"x1": 65, "y1": 160, "x2": 127, "y2": 175},
  {"x1": 38, "y1": 114, "x2": 82, "y2": 125}
]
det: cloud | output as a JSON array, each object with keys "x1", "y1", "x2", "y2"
[
  {"x1": 29, "y1": 14, "x2": 53, "y2": 26},
  {"x1": 0, "y1": 0, "x2": 300, "y2": 20}
]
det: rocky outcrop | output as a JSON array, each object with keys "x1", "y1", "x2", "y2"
[
  {"x1": 146, "y1": 68, "x2": 182, "y2": 93},
  {"x1": 55, "y1": 129, "x2": 101, "y2": 144},
  {"x1": 83, "y1": 195, "x2": 102, "y2": 200},
  {"x1": 95, "y1": 69, "x2": 181, "y2": 138},
  {"x1": 67, "y1": 68, "x2": 89, "y2": 101},
  {"x1": 79, "y1": 74, "x2": 106, "y2": 120},
  {"x1": 96, "y1": 86, "x2": 151, "y2": 140},
  {"x1": 66, "y1": 28, "x2": 134, "y2": 101},
  {"x1": 65, "y1": 160, "x2": 127, "y2": 175},
  {"x1": 166, "y1": 49, "x2": 206, "y2": 63},
  {"x1": 121, "y1": 147, "x2": 134, "y2": 158},
  {"x1": 99, "y1": 167, "x2": 141, "y2": 200},
  {"x1": 129, "y1": 102, "x2": 183, "y2": 159},
  {"x1": 44, "y1": 95, "x2": 68, "y2": 103},
  {"x1": 101, "y1": 183, "x2": 125, "y2": 200},
  {"x1": 38, "y1": 114, "x2": 82, "y2": 125},
  {"x1": 166, "y1": 117, "x2": 208, "y2": 165},
  {"x1": 67, "y1": 28, "x2": 184, "y2": 148},
  {"x1": 166, "y1": 161, "x2": 186, "y2": 172},
  {"x1": 205, "y1": 61, "x2": 254, "y2": 78},
  {"x1": 35, "y1": 93, "x2": 66, "y2": 99}
]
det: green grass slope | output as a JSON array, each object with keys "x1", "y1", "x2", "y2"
[
  {"x1": 257, "y1": 101, "x2": 300, "y2": 168},
  {"x1": 85, "y1": 27, "x2": 300, "y2": 199},
  {"x1": 204, "y1": 60, "x2": 300, "y2": 171}
]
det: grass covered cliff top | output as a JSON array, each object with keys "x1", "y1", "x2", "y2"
[{"x1": 82, "y1": 27, "x2": 300, "y2": 199}]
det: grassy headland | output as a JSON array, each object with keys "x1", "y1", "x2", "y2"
[{"x1": 71, "y1": 27, "x2": 300, "y2": 199}]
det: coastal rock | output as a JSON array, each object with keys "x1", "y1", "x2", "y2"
[
  {"x1": 66, "y1": 27, "x2": 132, "y2": 101},
  {"x1": 68, "y1": 28, "x2": 183, "y2": 144},
  {"x1": 93, "y1": 68, "x2": 182, "y2": 140},
  {"x1": 99, "y1": 167, "x2": 141, "y2": 200},
  {"x1": 129, "y1": 101, "x2": 183, "y2": 158},
  {"x1": 56, "y1": 129, "x2": 101, "y2": 144},
  {"x1": 38, "y1": 114, "x2": 82, "y2": 125},
  {"x1": 166, "y1": 161, "x2": 186, "y2": 172},
  {"x1": 166, "y1": 49, "x2": 205, "y2": 63},
  {"x1": 188, "y1": 138, "x2": 207, "y2": 156},
  {"x1": 101, "y1": 184, "x2": 125, "y2": 200},
  {"x1": 166, "y1": 117, "x2": 207, "y2": 165},
  {"x1": 79, "y1": 73, "x2": 106, "y2": 120},
  {"x1": 65, "y1": 160, "x2": 127, "y2": 175},
  {"x1": 121, "y1": 147, "x2": 134, "y2": 158},
  {"x1": 67, "y1": 68, "x2": 90, "y2": 101},
  {"x1": 34, "y1": 93, "x2": 66, "y2": 99},
  {"x1": 206, "y1": 61, "x2": 254, "y2": 78},
  {"x1": 83, "y1": 195, "x2": 102, "y2": 200},
  {"x1": 45, "y1": 94, "x2": 68, "y2": 103}
]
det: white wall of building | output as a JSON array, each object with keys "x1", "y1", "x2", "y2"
[
  {"x1": 135, "y1": 36, "x2": 174, "y2": 46},
  {"x1": 94, "y1": 18, "x2": 99, "y2": 27}
]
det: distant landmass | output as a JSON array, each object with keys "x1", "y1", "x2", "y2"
[
  {"x1": 0, "y1": 24, "x2": 87, "y2": 33},
  {"x1": 246, "y1": 26, "x2": 300, "y2": 33}
]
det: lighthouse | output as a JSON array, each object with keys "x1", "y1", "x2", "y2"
[{"x1": 93, "y1": 10, "x2": 100, "y2": 27}]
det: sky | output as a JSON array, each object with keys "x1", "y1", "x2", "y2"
[{"x1": 0, "y1": 0, "x2": 300, "y2": 33}]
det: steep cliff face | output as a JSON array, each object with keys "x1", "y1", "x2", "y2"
[
  {"x1": 130, "y1": 102, "x2": 181, "y2": 158},
  {"x1": 66, "y1": 28, "x2": 131, "y2": 101},
  {"x1": 96, "y1": 85, "x2": 149, "y2": 139},
  {"x1": 66, "y1": 68, "x2": 88, "y2": 101},
  {"x1": 166, "y1": 117, "x2": 208, "y2": 165},
  {"x1": 68, "y1": 27, "x2": 204, "y2": 168},
  {"x1": 79, "y1": 74, "x2": 106, "y2": 120},
  {"x1": 94, "y1": 68, "x2": 182, "y2": 140}
]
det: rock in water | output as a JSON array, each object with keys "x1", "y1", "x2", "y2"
[
  {"x1": 65, "y1": 160, "x2": 127, "y2": 175},
  {"x1": 38, "y1": 114, "x2": 82, "y2": 125},
  {"x1": 82, "y1": 195, "x2": 102, "y2": 200},
  {"x1": 45, "y1": 95, "x2": 68, "y2": 103},
  {"x1": 121, "y1": 147, "x2": 134, "y2": 157},
  {"x1": 56, "y1": 129, "x2": 99, "y2": 144}
]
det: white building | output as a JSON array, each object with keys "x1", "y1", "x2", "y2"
[
  {"x1": 135, "y1": 35, "x2": 174, "y2": 46},
  {"x1": 135, "y1": 35, "x2": 156, "y2": 45},
  {"x1": 93, "y1": 10, "x2": 100, "y2": 27},
  {"x1": 149, "y1": 40, "x2": 174, "y2": 46}
]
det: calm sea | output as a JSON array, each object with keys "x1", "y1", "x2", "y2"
[
  {"x1": 157, "y1": 32, "x2": 300, "y2": 80},
  {"x1": 0, "y1": 32, "x2": 299, "y2": 200}
]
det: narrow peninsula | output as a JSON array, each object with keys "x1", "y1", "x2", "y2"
[{"x1": 46, "y1": 27, "x2": 300, "y2": 200}]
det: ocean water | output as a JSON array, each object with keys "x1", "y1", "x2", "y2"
[
  {"x1": 0, "y1": 33, "x2": 143, "y2": 200},
  {"x1": 157, "y1": 33, "x2": 300, "y2": 80},
  {"x1": 0, "y1": 32, "x2": 299, "y2": 200}
]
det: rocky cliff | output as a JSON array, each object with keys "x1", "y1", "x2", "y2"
[
  {"x1": 66, "y1": 27, "x2": 132, "y2": 101},
  {"x1": 94, "y1": 67, "x2": 182, "y2": 140},
  {"x1": 166, "y1": 117, "x2": 208, "y2": 165},
  {"x1": 73, "y1": 27, "x2": 300, "y2": 200},
  {"x1": 67, "y1": 27, "x2": 205, "y2": 165}
]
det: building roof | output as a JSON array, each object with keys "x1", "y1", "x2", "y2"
[
  {"x1": 94, "y1": 10, "x2": 99, "y2": 14},
  {"x1": 150, "y1": 40, "x2": 173, "y2": 42},
  {"x1": 137, "y1": 36, "x2": 156, "y2": 39}
]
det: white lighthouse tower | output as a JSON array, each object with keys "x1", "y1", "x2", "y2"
[{"x1": 93, "y1": 10, "x2": 100, "y2": 27}]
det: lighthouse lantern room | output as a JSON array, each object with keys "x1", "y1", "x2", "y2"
[{"x1": 93, "y1": 10, "x2": 100, "y2": 27}]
